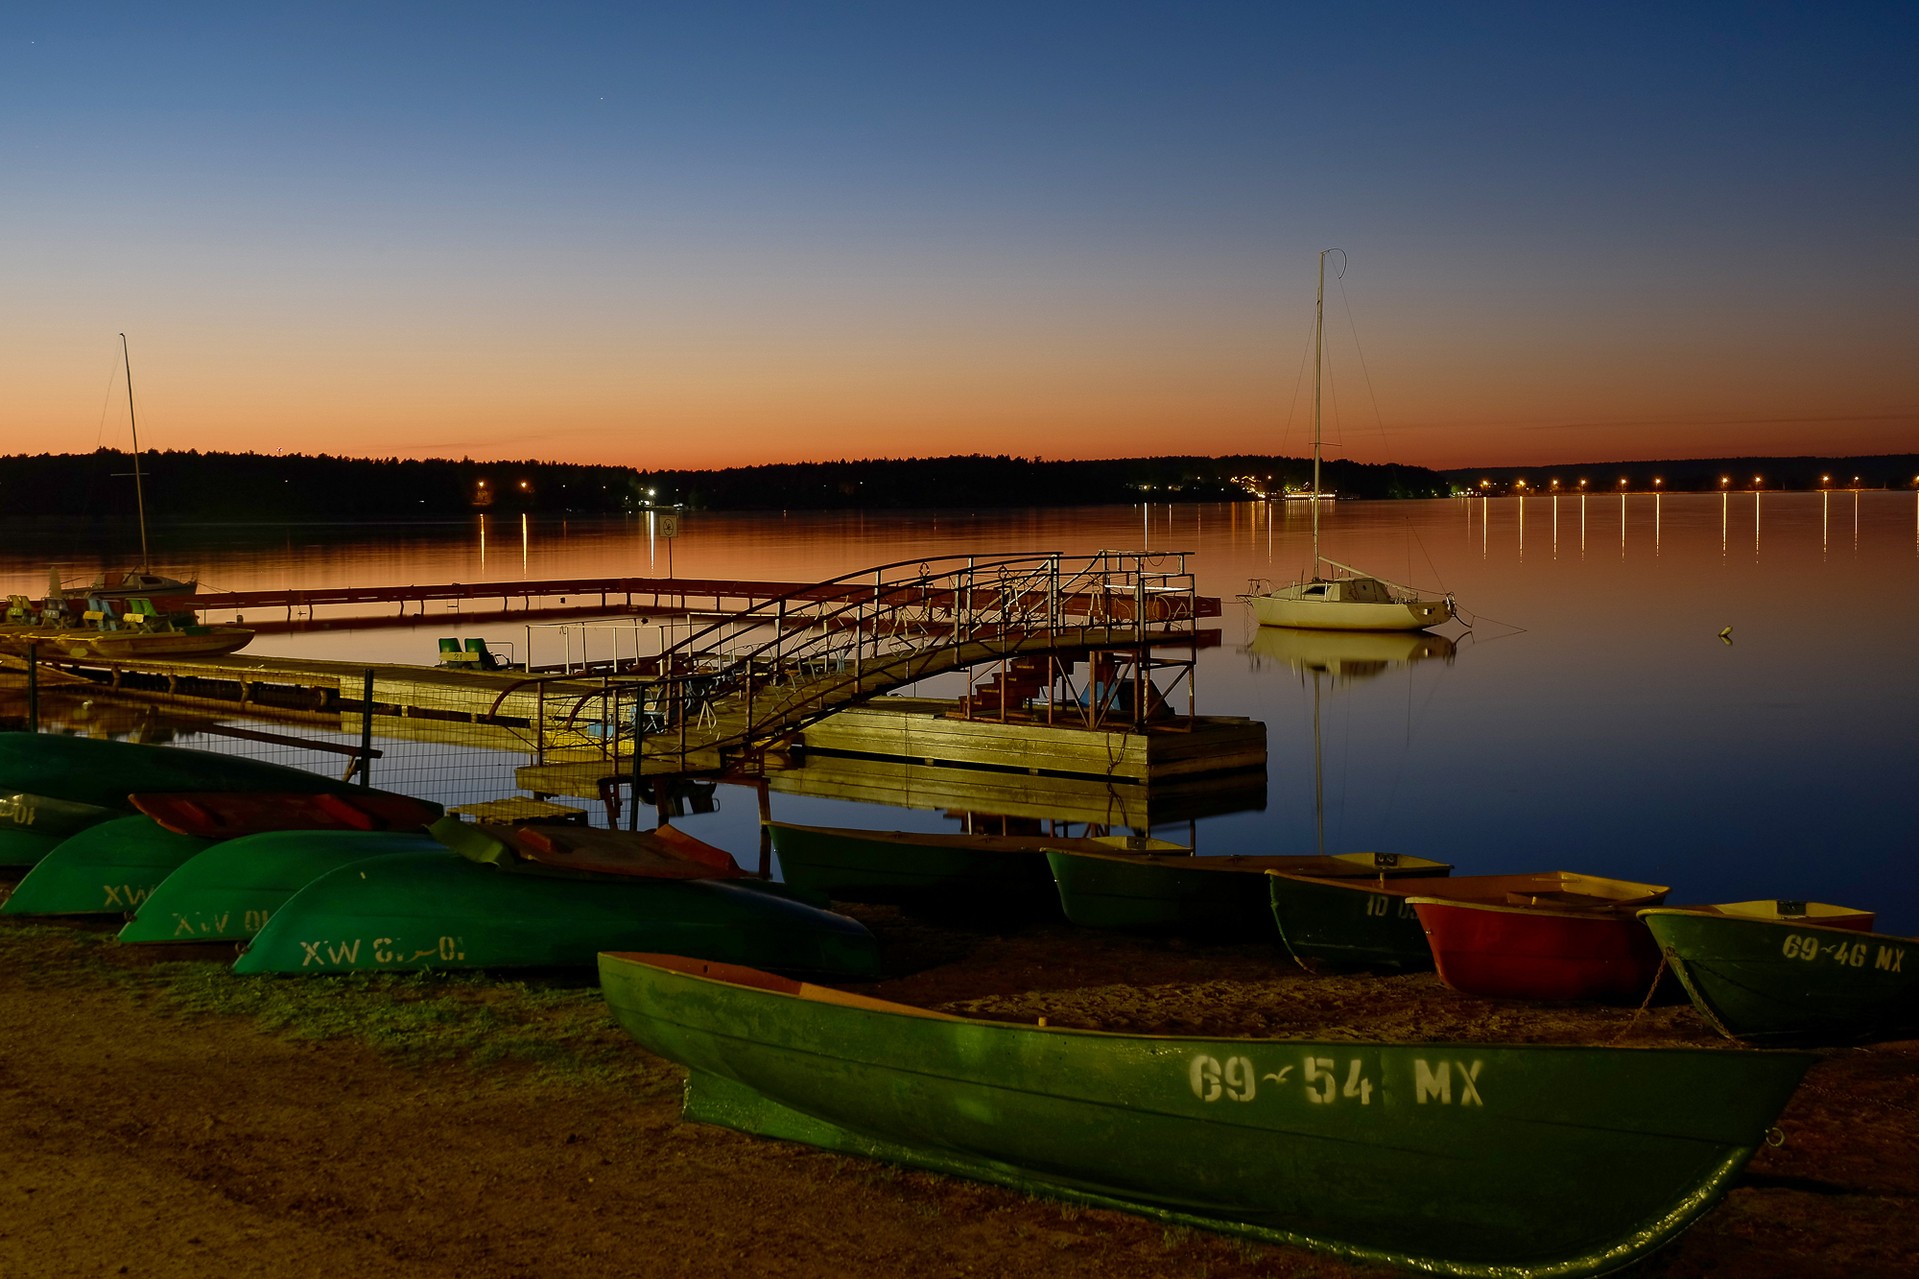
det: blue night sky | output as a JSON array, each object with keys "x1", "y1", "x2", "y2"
[{"x1": 5, "y1": 2, "x2": 1914, "y2": 469}]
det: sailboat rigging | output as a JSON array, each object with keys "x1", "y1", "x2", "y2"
[
  {"x1": 0, "y1": 337, "x2": 251, "y2": 656},
  {"x1": 123, "y1": 332, "x2": 152, "y2": 575},
  {"x1": 46, "y1": 336, "x2": 197, "y2": 608},
  {"x1": 0, "y1": 336, "x2": 253, "y2": 660},
  {"x1": 1247, "y1": 251, "x2": 1455, "y2": 632}
]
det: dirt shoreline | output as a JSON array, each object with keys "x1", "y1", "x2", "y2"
[{"x1": 2, "y1": 900, "x2": 1914, "y2": 1279}]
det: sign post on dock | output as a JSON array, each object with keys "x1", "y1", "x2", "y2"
[{"x1": 657, "y1": 512, "x2": 679, "y2": 578}]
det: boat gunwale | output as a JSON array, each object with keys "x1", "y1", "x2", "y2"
[{"x1": 1048, "y1": 846, "x2": 1450, "y2": 876}]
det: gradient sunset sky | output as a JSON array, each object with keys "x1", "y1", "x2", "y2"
[{"x1": 6, "y1": 2, "x2": 1914, "y2": 471}]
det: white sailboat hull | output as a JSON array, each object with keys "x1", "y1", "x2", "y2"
[{"x1": 1250, "y1": 580, "x2": 1452, "y2": 632}]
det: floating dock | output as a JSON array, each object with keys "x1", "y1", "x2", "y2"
[
  {"x1": 178, "y1": 573, "x2": 1223, "y2": 635},
  {"x1": 5, "y1": 655, "x2": 1267, "y2": 826}
]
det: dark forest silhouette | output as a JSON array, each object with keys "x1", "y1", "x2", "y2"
[{"x1": 0, "y1": 449, "x2": 1911, "y2": 525}]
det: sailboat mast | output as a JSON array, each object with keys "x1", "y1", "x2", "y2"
[
  {"x1": 1312, "y1": 249, "x2": 1327, "y2": 568},
  {"x1": 120, "y1": 333, "x2": 150, "y2": 573}
]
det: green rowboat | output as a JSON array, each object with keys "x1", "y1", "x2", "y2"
[
  {"x1": 1, "y1": 816, "x2": 211, "y2": 915},
  {"x1": 233, "y1": 851, "x2": 881, "y2": 977},
  {"x1": 598, "y1": 951, "x2": 1814, "y2": 1278},
  {"x1": 0, "y1": 731, "x2": 379, "y2": 810},
  {"x1": 1047, "y1": 847, "x2": 1449, "y2": 937},
  {"x1": 1641, "y1": 906, "x2": 1918, "y2": 1043},
  {"x1": 1268, "y1": 870, "x2": 1666, "y2": 974},
  {"x1": 768, "y1": 820, "x2": 1180, "y2": 918},
  {"x1": 0, "y1": 791, "x2": 123, "y2": 867},
  {"x1": 117, "y1": 830, "x2": 443, "y2": 943}
]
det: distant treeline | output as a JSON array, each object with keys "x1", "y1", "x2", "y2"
[
  {"x1": 0, "y1": 451, "x2": 639, "y2": 522},
  {"x1": 4, "y1": 449, "x2": 1910, "y2": 528},
  {"x1": 0, "y1": 449, "x2": 1445, "y2": 523},
  {"x1": 1442, "y1": 454, "x2": 1919, "y2": 494},
  {"x1": 646, "y1": 454, "x2": 1449, "y2": 510}
]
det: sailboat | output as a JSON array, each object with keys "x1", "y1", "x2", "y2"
[
  {"x1": 1247, "y1": 252, "x2": 1455, "y2": 632},
  {"x1": 42, "y1": 336, "x2": 200, "y2": 618},
  {"x1": 2, "y1": 338, "x2": 252, "y2": 660}
]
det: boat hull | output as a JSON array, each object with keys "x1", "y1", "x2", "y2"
[
  {"x1": 117, "y1": 830, "x2": 442, "y2": 943},
  {"x1": 434, "y1": 816, "x2": 746, "y2": 879},
  {"x1": 0, "y1": 732, "x2": 381, "y2": 811},
  {"x1": 0, "y1": 815, "x2": 211, "y2": 916},
  {"x1": 131, "y1": 790, "x2": 442, "y2": 838},
  {"x1": 0, "y1": 792, "x2": 121, "y2": 867},
  {"x1": 1641, "y1": 909, "x2": 1919, "y2": 1042},
  {"x1": 599, "y1": 952, "x2": 1813, "y2": 1278},
  {"x1": 0, "y1": 625, "x2": 254, "y2": 660},
  {"x1": 769, "y1": 821, "x2": 1065, "y2": 917},
  {"x1": 1046, "y1": 849, "x2": 1448, "y2": 937},
  {"x1": 1267, "y1": 872, "x2": 1437, "y2": 972},
  {"x1": 1250, "y1": 587, "x2": 1451, "y2": 633},
  {"x1": 233, "y1": 851, "x2": 881, "y2": 978},
  {"x1": 1268, "y1": 870, "x2": 1667, "y2": 977},
  {"x1": 1413, "y1": 898, "x2": 1664, "y2": 1003}
]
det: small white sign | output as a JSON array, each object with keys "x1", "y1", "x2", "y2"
[{"x1": 657, "y1": 513, "x2": 680, "y2": 538}]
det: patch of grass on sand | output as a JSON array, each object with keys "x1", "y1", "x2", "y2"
[
  {"x1": 156, "y1": 963, "x2": 653, "y2": 1087},
  {"x1": 0, "y1": 919, "x2": 662, "y2": 1089}
]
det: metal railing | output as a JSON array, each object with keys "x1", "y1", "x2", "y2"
[{"x1": 507, "y1": 550, "x2": 1202, "y2": 775}]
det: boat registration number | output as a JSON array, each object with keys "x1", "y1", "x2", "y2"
[
  {"x1": 1188, "y1": 1054, "x2": 1484, "y2": 1107},
  {"x1": 1781, "y1": 932, "x2": 1904, "y2": 972}
]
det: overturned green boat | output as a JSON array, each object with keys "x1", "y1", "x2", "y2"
[
  {"x1": 1641, "y1": 906, "x2": 1918, "y2": 1043},
  {"x1": 0, "y1": 793, "x2": 121, "y2": 868},
  {"x1": 1047, "y1": 847, "x2": 1449, "y2": 937},
  {"x1": 1, "y1": 815, "x2": 212, "y2": 915},
  {"x1": 599, "y1": 951, "x2": 1814, "y2": 1278},
  {"x1": 118, "y1": 830, "x2": 443, "y2": 943},
  {"x1": 234, "y1": 844, "x2": 881, "y2": 978},
  {"x1": 0, "y1": 731, "x2": 428, "y2": 868},
  {"x1": 0, "y1": 731, "x2": 378, "y2": 809}
]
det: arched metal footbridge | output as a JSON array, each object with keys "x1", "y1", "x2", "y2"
[{"x1": 506, "y1": 550, "x2": 1216, "y2": 792}]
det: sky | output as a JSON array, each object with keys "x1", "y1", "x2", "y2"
[{"x1": 4, "y1": 1, "x2": 1915, "y2": 472}]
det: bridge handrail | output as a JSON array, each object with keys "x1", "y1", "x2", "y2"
[{"x1": 495, "y1": 549, "x2": 1200, "y2": 771}]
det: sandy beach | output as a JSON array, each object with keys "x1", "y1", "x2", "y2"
[{"x1": 2, "y1": 897, "x2": 1914, "y2": 1279}]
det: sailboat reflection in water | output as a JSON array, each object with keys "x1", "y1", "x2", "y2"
[{"x1": 1248, "y1": 627, "x2": 1456, "y2": 865}]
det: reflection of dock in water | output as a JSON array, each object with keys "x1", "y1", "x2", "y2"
[
  {"x1": 5, "y1": 655, "x2": 1265, "y2": 829},
  {"x1": 768, "y1": 752, "x2": 1265, "y2": 828},
  {"x1": 769, "y1": 695, "x2": 1266, "y2": 827},
  {"x1": 798, "y1": 698, "x2": 1264, "y2": 782}
]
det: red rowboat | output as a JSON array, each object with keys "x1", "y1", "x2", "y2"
[
  {"x1": 430, "y1": 816, "x2": 748, "y2": 880},
  {"x1": 1413, "y1": 890, "x2": 1876, "y2": 1004},
  {"x1": 130, "y1": 789, "x2": 443, "y2": 838},
  {"x1": 1408, "y1": 873, "x2": 1670, "y2": 1003}
]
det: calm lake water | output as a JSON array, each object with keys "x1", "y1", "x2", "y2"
[{"x1": 8, "y1": 492, "x2": 1917, "y2": 929}]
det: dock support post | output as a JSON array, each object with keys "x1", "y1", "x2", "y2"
[
  {"x1": 359, "y1": 669, "x2": 374, "y2": 787},
  {"x1": 628, "y1": 682, "x2": 644, "y2": 831},
  {"x1": 755, "y1": 778, "x2": 772, "y2": 878}
]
